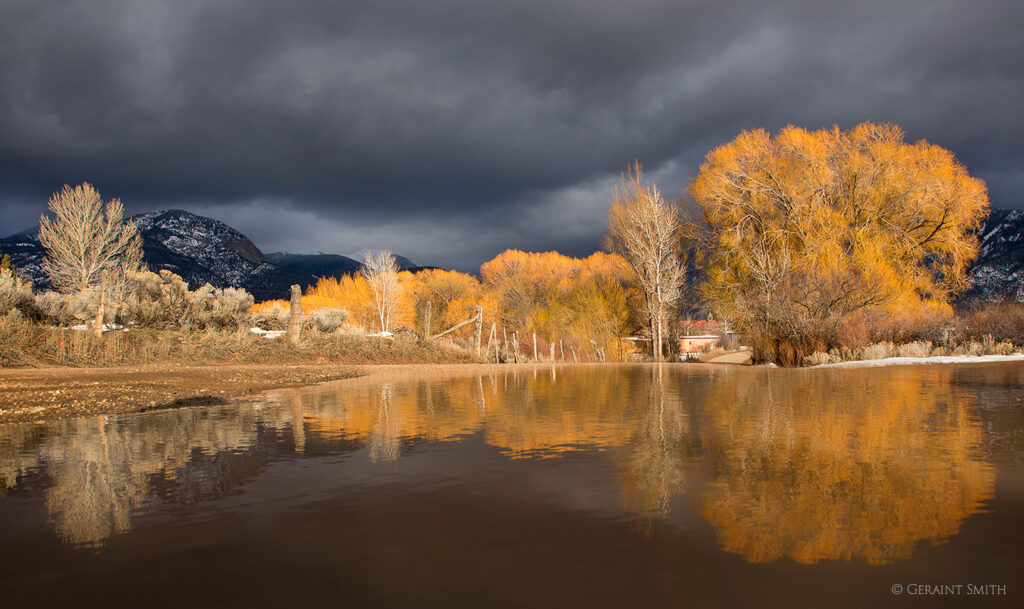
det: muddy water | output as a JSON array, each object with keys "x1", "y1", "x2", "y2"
[{"x1": 1, "y1": 363, "x2": 1022, "y2": 608}]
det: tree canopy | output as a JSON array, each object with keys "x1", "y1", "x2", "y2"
[
  {"x1": 688, "y1": 122, "x2": 990, "y2": 365},
  {"x1": 38, "y1": 183, "x2": 142, "y2": 295}
]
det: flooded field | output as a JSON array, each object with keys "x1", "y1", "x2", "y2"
[{"x1": 1, "y1": 363, "x2": 1021, "y2": 607}]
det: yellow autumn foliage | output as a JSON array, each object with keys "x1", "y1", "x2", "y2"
[
  {"x1": 251, "y1": 250, "x2": 635, "y2": 354},
  {"x1": 688, "y1": 122, "x2": 990, "y2": 365}
]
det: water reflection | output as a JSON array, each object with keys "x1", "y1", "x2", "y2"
[
  {"x1": 616, "y1": 365, "x2": 688, "y2": 523},
  {"x1": 0, "y1": 364, "x2": 1003, "y2": 563}
]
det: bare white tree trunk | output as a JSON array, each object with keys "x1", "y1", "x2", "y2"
[
  {"x1": 362, "y1": 250, "x2": 402, "y2": 333},
  {"x1": 605, "y1": 163, "x2": 685, "y2": 362}
]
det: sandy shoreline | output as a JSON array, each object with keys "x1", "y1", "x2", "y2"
[{"x1": 0, "y1": 362, "x2": 583, "y2": 424}]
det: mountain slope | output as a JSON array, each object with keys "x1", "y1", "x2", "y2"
[
  {"x1": 0, "y1": 209, "x2": 313, "y2": 299},
  {"x1": 266, "y1": 251, "x2": 427, "y2": 279},
  {"x1": 265, "y1": 252, "x2": 363, "y2": 278},
  {"x1": 963, "y1": 209, "x2": 1024, "y2": 303}
]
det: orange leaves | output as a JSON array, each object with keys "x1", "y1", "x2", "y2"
[
  {"x1": 482, "y1": 249, "x2": 633, "y2": 353},
  {"x1": 690, "y1": 121, "x2": 991, "y2": 363},
  {"x1": 248, "y1": 251, "x2": 631, "y2": 353}
]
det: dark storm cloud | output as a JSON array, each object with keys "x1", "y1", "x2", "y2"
[{"x1": 1, "y1": 0, "x2": 1022, "y2": 269}]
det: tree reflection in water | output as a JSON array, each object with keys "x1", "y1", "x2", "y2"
[
  {"x1": 616, "y1": 364, "x2": 688, "y2": 526},
  {"x1": 0, "y1": 365, "x2": 998, "y2": 561},
  {"x1": 369, "y1": 384, "x2": 401, "y2": 463},
  {"x1": 697, "y1": 368, "x2": 996, "y2": 565}
]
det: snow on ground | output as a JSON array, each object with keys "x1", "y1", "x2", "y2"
[
  {"x1": 67, "y1": 324, "x2": 126, "y2": 332},
  {"x1": 365, "y1": 331, "x2": 394, "y2": 337},
  {"x1": 249, "y1": 327, "x2": 286, "y2": 339},
  {"x1": 812, "y1": 354, "x2": 1024, "y2": 369}
]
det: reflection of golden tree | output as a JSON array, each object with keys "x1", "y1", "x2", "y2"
[
  {"x1": 617, "y1": 365, "x2": 688, "y2": 521},
  {"x1": 482, "y1": 368, "x2": 642, "y2": 459},
  {"x1": 296, "y1": 369, "x2": 646, "y2": 460},
  {"x1": 699, "y1": 368, "x2": 995, "y2": 565},
  {"x1": 368, "y1": 384, "x2": 402, "y2": 463}
]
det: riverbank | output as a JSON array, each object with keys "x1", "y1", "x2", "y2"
[
  {"x1": 0, "y1": 363, "x2": 367, "y2": 423},
  {"x1": 810, "y1": 353, "x2": 1024, "y2": 369},
  {"x1": 0, "y1": 362, "x2": 573, "y2": 424}
]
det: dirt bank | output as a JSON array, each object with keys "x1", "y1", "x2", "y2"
[
  {"x1": 0, "y1": 362, "x2": 590, "y2": 424},
  {"x1": 0, "y1": 363, "x2": 364, "y2": 423}
]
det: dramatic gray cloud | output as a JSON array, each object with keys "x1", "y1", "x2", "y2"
[{"x1": 1, "y1": 0, "x2": 1021, "y2": 269}]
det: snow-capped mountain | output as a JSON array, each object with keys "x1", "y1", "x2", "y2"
[
  {"x1": 963, "y1": 208, "x2": 1024, "y2": 303},
  {"x1": 0, "y1": 209, "x2": 313, "y2": 299}
]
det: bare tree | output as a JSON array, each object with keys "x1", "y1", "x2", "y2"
[
  {"x1": 38, "y1": 183, "x2": 143, "y2": 295},
  {"x1": 604, "y1": 163, "x2": 686, "y2": 361},
  {"x1": 362, "y1": 249, "x2": 402, "y2": 333}
]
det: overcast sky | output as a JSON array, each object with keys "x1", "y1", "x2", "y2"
[{"x1": 1, "y1": 0, "x2": 1021, "y2": 270}]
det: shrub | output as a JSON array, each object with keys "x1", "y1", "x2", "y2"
[
  {"x1": 895, "y1": 341, "x2": 933, "y2": 358},
  {"x1": 803, "y1": 351, "x2": 839, "y2": 366},
  {"x1": 121, "y1": 270, "x2": 253, "y2": 331},
  {"x1": 33, "y1": 291, "x2": 92, "y2": 326},
  {"x1": 995, "y1": 341, "x2": 1015, "y2": 356},
  {"x1": 0, "y1": 308, "x2": 28, "y2": 333},
  {"x1": 857, "y1": 341, "x2": 895, "y2": 360},
  {"x1": 303, "y1": 307, "x2": 349, "y2": 333},
  {"x1": 249, "y1": 301, "x2": 288, "y2": 330},
  {"x1": 955, "y1": 301, "x2": 1024, "y2": 346},
  {"x1": 952, "y1": 340, "x2": 985, "y2": 357},
  {"x1": 0, "y1": 268, "x2": 34, "y2": 316},
  {"x1": 127, "y1": 270, "x2": 188, "y2": 328},
  {"x1": 184, "y1": 285, "x2": 254, "y2": 331}
]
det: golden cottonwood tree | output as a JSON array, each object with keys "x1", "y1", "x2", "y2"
[
  {"x1": 481, "y1": 249, "x2": 633, "y2": 357},
  {"x1": 605, "y1": 163, "x2": 686, "y2": 360},
  {"x1": 38, "y1": 183, "x2": 143, "y2": 294},
  {"x1": 406, "y1": 268, "x2": 489, "y2": 338},
  {"x1": 688, "y1": 123, "x2": 989, "y2": 365}
]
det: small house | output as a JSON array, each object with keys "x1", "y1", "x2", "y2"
[{"x1": 679, "y1": 334, "x2": 722, "y2": 354}]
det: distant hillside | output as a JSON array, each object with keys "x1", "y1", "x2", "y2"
[
  {"x1": 266, "y1": 252, "x2": 434, "y2": 279},
  {"x1": 265, "y1": 252, "x2": 362, "y2": 278},
  {"x1": 963, "y1": 208, "x2": 1024, "y2": 303},
  {"x1": 0, "y1": 209, "x2": 439, "y2": 300},
  {"x1": 0, "y1": 209, "x2": 313, "y2": 299}
]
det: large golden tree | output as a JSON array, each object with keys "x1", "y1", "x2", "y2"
[{"x1": 688, "y1": 122, "x2": 989, "y2": 365}]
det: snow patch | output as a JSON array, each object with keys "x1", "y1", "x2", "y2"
[
  {"x1": 65, "y1": 323, "x2": 126, "y2": 332},
  {"x1": 812, "y1": 354, "x2": 1024, "y2": 369},
  {"x1": 249, "y1": 327, "x2": 286, "y2": 339}
]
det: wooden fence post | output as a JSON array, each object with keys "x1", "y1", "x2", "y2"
[
  {"x1": 288, "y1": 284, "x2": 302, "y2": 344},
  {"x1": 422, "y1": 301, "x2": 432, "y2": 341},
  {"x1": 93, "y1": 271, "x2": 107, "y2": 338},
  {"x1": 474, "y1": 306, "x2": 483, "y2": 355},
  {"x1": 487, "y1": 323, "x2": 497, "y2": 362}
]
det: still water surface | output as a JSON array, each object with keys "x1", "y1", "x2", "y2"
[{"x1": 1, "y1": 363, "x2": 1022, "y2": 607}]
